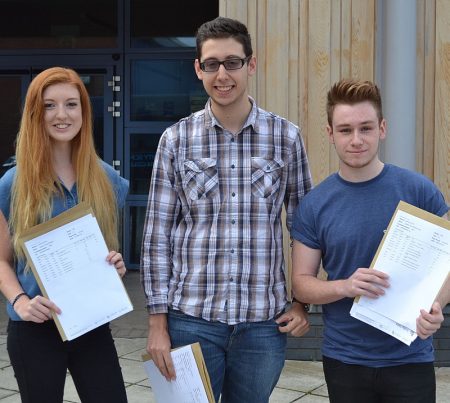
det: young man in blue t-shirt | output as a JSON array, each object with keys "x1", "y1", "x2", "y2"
[{"x1": 291, "y1": 78, "x2": 449, "y2": 403}]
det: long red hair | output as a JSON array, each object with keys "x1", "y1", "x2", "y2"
[{"x1": 11, "y1": 67, "x2": 119, "y2": 257}]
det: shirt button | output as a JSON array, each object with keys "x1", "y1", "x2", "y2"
[
  {"x1": 230, "y1": 249, "x2": 235, "y2": 254},
  {"x1": 231, "y1": 219, "x2": 236, "y2": 224},
  {"x1": 231, "y1": 164, "x2": 235, "y2": 169},
  {"x1": 231, "y1": 137, "x2": 235, "y2": 142},
  {"x1": 229, "y1": 277, "x2": 234, "y2": 282},
  {"x1": 232, "y1": 192, "x2": 236, "y2": 197}
]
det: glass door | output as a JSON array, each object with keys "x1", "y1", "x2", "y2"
[
  {"x1": 123, "y1": 55, "x2": 209, "y2": 268},
  {"x1": 0, "y1": 70, "x2": 29, "y2": 177}
]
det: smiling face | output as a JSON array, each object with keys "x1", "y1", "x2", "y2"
[
  {"x1": 43, "y1": 83, "x2": 82, "y2": 145},
  {"x1": 194, "y1": 37, "x2": 256, "y2": 115},
  {"x1": 328, "y1": 101, "x2": 386, "y2": 181}
]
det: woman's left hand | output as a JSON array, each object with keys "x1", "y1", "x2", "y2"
[{"x1": 107, "y1": 251, "x2": 127, "y2": 278}]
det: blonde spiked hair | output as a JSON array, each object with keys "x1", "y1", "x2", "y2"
[{"x1": 11, "y1": 67, "x2": 119, "y2": 258}]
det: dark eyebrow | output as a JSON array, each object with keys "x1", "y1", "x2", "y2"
[
  {"x1": 335, "y1": 120, "x2": 377, "y2": 129},
  {"x1": 203, "y1": 55, "x2": 245, "y2": 61}
]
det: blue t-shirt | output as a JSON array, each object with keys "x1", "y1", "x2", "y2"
[
  {"x1": 0, "y1": 161, "x2": 129, "y2": 321},
  {"x1": 291, "y1": 164, "x2": 448, "y2": 366}
]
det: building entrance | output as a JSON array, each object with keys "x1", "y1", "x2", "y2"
[{"x1": 0, "y1": 1, "x2": 219, "y2": 269}]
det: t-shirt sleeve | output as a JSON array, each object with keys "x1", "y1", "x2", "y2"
[
  {"x1": 100, "y1": 161, "x2": 129, "y2": 208},
  {"x1": 290, "y1": 196, "x2": 321, "y2": 250},
  {"x1": 113, "y1": 174, "x2": 129, "y2": 208},
  {"x1": 0, "y1": 168, "x2": 15, "y2": 220},
  {"x1": 422, "y1": 176, "x2": 448, "y2": 217}
]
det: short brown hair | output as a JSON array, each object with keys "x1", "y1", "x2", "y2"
[
  {"x1": 326, "y1": 79, "x2": 383, "y2": 126},
  {"x1": 196, "y1": 17, "x2": 253, "y2": 60}
]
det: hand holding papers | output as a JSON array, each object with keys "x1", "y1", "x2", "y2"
[
  {"x1": 351, "y1": 201, "x2": 450, "y2": 345},
  {"x1": 143, "y1": 343, "x2": 215, "y2": 403},
  {"x1": 19, "y1": 203, "x2": 133, "y2": 341}
]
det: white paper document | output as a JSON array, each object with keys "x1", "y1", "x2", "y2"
[
  {"x1": 143, "y1": 344, "x2": 213, "y2": 403},
  {"x1": 21, "y1": 208, "x2": 133, "y2": 341},
  {"x1": 351, "y1": 201, "x2": 450, "y2": 345}
]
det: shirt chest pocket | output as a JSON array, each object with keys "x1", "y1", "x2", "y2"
[
  {"x1": 182, "y1": 158, "x2": 219, "y2": 201},
  {"x1": 251, "y1": 157, "x2": 285, "y2": 199}
]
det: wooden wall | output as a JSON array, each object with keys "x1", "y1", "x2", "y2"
[
  {"x1": 220, "y1": 0, "x2": 449, "y2": 202},
  {"x1": 417, "y1": 0, "x2": 450, "y2": 201}
]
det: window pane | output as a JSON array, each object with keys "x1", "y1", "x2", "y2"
[
  {"x1": 0, "y1": 75, "x2": 23, "y2": 177},
  {"x1": 130, "y1": 0, "x2": 218, "y2": 49},
  {"x1": 129, "y1": 133, "x2": 160, "y2": 195},
  {"x1": 80, "y1": 74, "x2": 105, "y2": 159},
  {"x1": 0, "y1": 1, "x2": 117, "y2": 49},
  {"x1": 130, "y1": 60, "x2": 208, "y2": 121},
  {"x1": 129, "y1": 205, "x2": 147, "y2": 266}
]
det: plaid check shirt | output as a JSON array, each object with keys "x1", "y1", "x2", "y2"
[{"x1": 141, "y1": 98, "x2": 312, "y2": 324}]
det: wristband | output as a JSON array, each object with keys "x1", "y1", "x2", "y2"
[
  {"x1": 292, "y1": 297, "x2": 310, "y2": 313},
  {"x1": 11, "y1": 292, "x2": 29, "y2": 308}
]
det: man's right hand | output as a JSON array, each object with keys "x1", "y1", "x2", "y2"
[
  {"x1": 343, "y1": 268, "x2": 389, "y2": 299},
  {"x1": 146, "y1": 313, "x2": 176, "y2": 381}
]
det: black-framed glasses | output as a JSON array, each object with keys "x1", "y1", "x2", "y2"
[{"x1": 199, "y1": 56, "x2": 251, "y2": 72}]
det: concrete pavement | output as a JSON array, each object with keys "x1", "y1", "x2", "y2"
[{"x1": 1, "y1": 271, "x2": 449, "y2": 402}]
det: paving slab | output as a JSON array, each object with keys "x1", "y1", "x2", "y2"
[
  {"x1": 125, "y1": 384, "x2": 156, "y2": 403},
  {"x1": 114, "y1": 337, "x2": 146, "y2": 356},
  {"x1": 119, "y1": 356, "x2": 149, "y2": 385},
  {"x1": 276, "y1": 360, "x2": 326, "y2": 393},
  {"x1": 270, "y1": 387, "x2": 305, "y2": 402}
]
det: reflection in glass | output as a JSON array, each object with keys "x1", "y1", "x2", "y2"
[
  {"x1": 130, "y1": 0, "x2": 218, "y2": 49},
  {"x1": 130, "y1": 133, "x2": 161, "y2": 194},
  {"x1": 130, "y1": 60, "x2": 208, "y2": 121},
  {"x1": 0, "y1": 0, "x2": 117, "y2": 49},
  {"x1": 129, "y1": 205, "x2": 147, "y2": 266},
  {"x1": 0, "y1": 76, "x2": 22, "y2": 177},
  {"x1": 80, "y1": 74, "x2": 105, "y2": 159}
]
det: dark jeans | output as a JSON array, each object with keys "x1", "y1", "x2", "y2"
[
  {"x1": 7, "y1": 320, "x2": 127, "y2": 403},
  {"x1": 323, "y1": 355, "x2": 436, "y2": 403},
  {"x1": 168, "y1": 309, "x2": 287, "y2": 403}
]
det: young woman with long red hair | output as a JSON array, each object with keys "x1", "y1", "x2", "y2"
[{"x1": 0, "y1": 67, "x2": 129, "y2": 402}]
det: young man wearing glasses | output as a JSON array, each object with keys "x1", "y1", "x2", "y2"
[{"x1": 141, "y1": 16, "x2": 312, "y2": 403}]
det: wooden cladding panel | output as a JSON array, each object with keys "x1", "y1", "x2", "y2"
[
  {"x1": 266, "y1": 0, "x2": 290, "y2": 115},
  {"x1": 308, "y1": 0, "x2": 332, "y2": 183},
  {"x1": 350, "y1": 0, "x2": 375, "y2": 80},
  {"x1": 423, "y1": 0, "x2": 436, "y2": 182},
  {"x1": 298, "y1": 0, "x2": 309, "y2": 150},
  {"x1": 435, "y1": 0, "x2": 450, "y2": 201}
]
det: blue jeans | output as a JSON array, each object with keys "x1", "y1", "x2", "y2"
[
  {"x1": 323, "y1": 356, "x2": 436, "y2": 403},
  {"x1": 168, "y1": 309, "x2": 287, "y2": 403}
]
